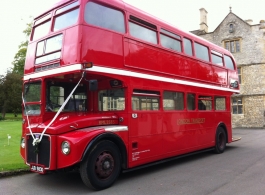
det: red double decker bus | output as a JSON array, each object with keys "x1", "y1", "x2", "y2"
[{"x1": 20, "y1": 0, "x2": 240, "y2": 190}]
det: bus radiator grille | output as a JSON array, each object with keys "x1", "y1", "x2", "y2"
[{"x1": 26, "y1": 135, "x2": 50, "y2": 168}]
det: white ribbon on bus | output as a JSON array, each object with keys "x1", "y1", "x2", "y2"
[{"x1": 22, "y1": 72, "x2": 85, "y2": 146}]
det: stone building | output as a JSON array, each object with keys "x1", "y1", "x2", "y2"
[{"x1": 191, "y1": 8, "x2": 265, "y2": 128}]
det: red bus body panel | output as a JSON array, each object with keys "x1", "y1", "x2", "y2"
[{"x1": 20, "y1": 0, "x2": 239, "y2": 172}]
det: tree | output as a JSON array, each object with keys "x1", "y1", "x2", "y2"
[
  {"x1": 0, "y1": 22, "x2": 31, "y2": 118},
  {"x1": 12, "y1": 22, "x2": 32, "y2": 75},
  {"x1": 0, "y1": 71, "x2": 22, "y2": 118},
  {"x1": 12, "y1": 47, "x2": 27, "y2": 75}
]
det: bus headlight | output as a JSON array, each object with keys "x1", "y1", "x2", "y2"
[
  {"x1": 61, "y1": 141, "x2": 70, "y2": 155},
  {"x1": 21, "y1": 138, "x2": 25, "y2": 148}
]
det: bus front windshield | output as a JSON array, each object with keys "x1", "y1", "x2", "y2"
[
  {"x1": 23, "y1": 81, "x2": 41, "y2": 115},
  {"x1": 46, "y1": 81, "x2": 87, "y2": 112}
]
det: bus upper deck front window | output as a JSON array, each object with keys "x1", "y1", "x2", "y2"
[
  {"x1": 35, "y1": 34, "x2": 63, "y2": 64},
  {"x1": 53, "y1": 1, "x2": 80, "y2": 31},
  {"x1": 23, "y1": 82, "x2": 41, "y2": 115},
  {"x1": 33, "y1": 14, "x2": 51, "y2": 41}
]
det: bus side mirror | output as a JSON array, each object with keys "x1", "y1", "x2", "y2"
[{"x1": 89, "y1": 80, "x2": 98, "y2": 91}]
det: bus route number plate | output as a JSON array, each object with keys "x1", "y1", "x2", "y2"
[{"x1": 30, "y1": 164, "x2": 45, "y2": 174}]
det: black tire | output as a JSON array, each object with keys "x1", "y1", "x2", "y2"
[
  {"x1": 214, "y1": 127, "x2": 227, "y2": 154},
  {"x1": 80, "y1": 140, "x2": 121, "y2": 190}
]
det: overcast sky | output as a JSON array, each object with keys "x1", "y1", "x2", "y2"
[{"x1": 0, "y1": 0, "x2": 264, "y2": 75}]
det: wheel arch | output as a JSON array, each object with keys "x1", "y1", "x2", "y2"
[
  {"x1": 81, "y1": 133, "x2": 128, "y2": 170},
  {"x1": 216, "y1": 122, "x2": 228, "y2": 143}
]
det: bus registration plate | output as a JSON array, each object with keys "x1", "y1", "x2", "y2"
[{"x1": 30, "y1": 164, "x2": 45, "y2": 174}]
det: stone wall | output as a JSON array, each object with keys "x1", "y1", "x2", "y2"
[
  {"x1": 239, "y1": 64, "x2": 265, "y2": 95},
  {"x1": 195, "y1": 12, "x2": 265, "y2": 128},
  {"x1": 232, "y1": 95, "x2": 265, "y2": 128}
]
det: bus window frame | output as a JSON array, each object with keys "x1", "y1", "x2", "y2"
[
  {"x1": 34, "y1": 13, "x2": 51, "y2": 26},
  {"x1": 55, "y1": 1, "x2": 79, "y2": 15},
  {"x1": 160, "y1": 28, "x2": 181, "y2": 39}
]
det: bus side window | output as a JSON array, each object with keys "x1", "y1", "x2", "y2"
[
  {"x1": 129, "y1": 22, "x2": 157, "y2": 44},
  {"x1": 183, "y1": 38, "x2": 193, "y2": 56},
  {"x1": 211, "y1": 50, "x2": 223, "y2": 66},
  {"x1": 84, "y1": 2, "x2": 125, "y2": 33},
  {"x1": 160, "y1": 29, "x2": 181, "y2": 52},
  {"x1": 132, "y1": 89, "x2": 160, "y2": 111},
  {"x1": 132, "y1": 96, "x2": 159, "y2": 110},
  {"x1": 224, "y1": 55, "x2": 235, "y2": 70},
  {"x1": 163, "y1": 91, "x2": 184, "y2": 110},
  {"x1": 187, "y1": 93, "x2": 195, "y2": 110},
  {"x1": 194, "y1": 43, "x2": 209, "y2": 62},
  {"x1": 215, "y1": 96, "x2": 226, "y2": 110},
  {"x1": 98, "y1": 89, "x2": 125, "y2": 111},
  {"x1": 198, "y1": 96, "x2": 212, "y2": 111}
]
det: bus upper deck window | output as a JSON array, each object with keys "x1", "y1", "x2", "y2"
[
  {"x1": 224, "y1": 55, "x2": 235, "y2": 70},
  {"x1": 211, "y1": 50, "x2": 223, "y2": 66},
  {"x1": 160, "y1": 29, "x2": 181, "y2": 52},
  {"x1": 184, "y1": 38, "x2": 193, "y2": 56},
  {"x1": 56, "y1": 1, "x2": 79, "y2": 15},
  {"x1": 33, "y1": 14, "x2": 51, "y2": 41},
  {"x1": 84, "y1": 2, "x2": 125, "y2": 33},
  {"x1": 33, "y1": 20, "x2": 51, "y2": 41},
  {"x1": 195, "y1": 42, "x2": 209, "y2": 62},
  {"x1": 54, "y1": 8, "x2": 79, "y2": 31},
  {"x1": 129, "y1": 22, "x2": 157, "y2": 44}
]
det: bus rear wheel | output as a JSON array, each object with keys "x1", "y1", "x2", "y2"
[
  {"x1": 214, "y1": 127, "x2": 226, "y2": 154},
  {"x1": 80, "y1": 140, "x2": 121, "y2": 190}
]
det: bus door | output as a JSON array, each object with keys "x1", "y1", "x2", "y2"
[{"x1": 128, "y1": 89, "x2": 163, "y2": 166}]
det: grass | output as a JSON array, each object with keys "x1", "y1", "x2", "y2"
[
  {"x1": 0, "y1": 119, "x2": 29, "y2": 172},
  {"x1": 2, "y1": 113, "x2": 22, "y2": 121}
]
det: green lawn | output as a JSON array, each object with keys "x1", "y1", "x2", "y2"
[
  {"x1": 0, "y1": 120, "x2": 29, "y2": 172},
  {"x1": 2, "y1": 113, "x2": 22, "y2": 121}
]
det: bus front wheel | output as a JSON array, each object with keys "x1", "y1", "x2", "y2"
[
  {"x1": 214, "y1": 127, "x2": 226, "y2": 154},
  {"x1": 80, "y1": 140, "x2": 121, "y2": 190}
]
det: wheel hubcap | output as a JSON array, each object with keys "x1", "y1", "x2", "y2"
[{"x1": 95, "y1": 152, "x2": 114, "y2": 179}]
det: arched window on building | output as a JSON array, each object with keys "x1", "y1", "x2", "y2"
[{"x1": 229, "y1": 24, "x2": 234, "y2": 33}]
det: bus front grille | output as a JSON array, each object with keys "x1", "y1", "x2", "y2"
[{"x1": 26, "y1": 135, "x2": 51, "y2": 168}]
